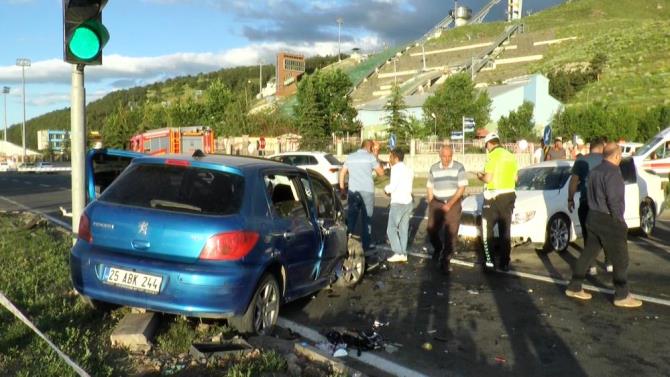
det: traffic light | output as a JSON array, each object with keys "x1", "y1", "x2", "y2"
[{"x1": 63, "y1": 0, "x2": 109, "y2": 65}]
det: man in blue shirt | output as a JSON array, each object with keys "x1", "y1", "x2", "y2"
[{"x1": 339, "y1": 140, "x2": 385, "y2": 251}]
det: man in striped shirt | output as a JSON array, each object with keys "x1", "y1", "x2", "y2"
[{"x1": 427, "y1": 145, "x2": 468, "y2": 273}]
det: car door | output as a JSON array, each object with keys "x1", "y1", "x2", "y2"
[
  {"x1": 304, "y1": 171, "x2": 347, "y2": 279},
  {"x1": 620, "y1": 158, "x2": 640, "y2": 228},
  {"x1": 86, "y1": 148, "x2": 144, "y2": 203},
  {"x1": 264, "y1": 171, "x2": 320, "y2": 296}
]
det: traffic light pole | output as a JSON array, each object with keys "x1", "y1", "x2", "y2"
[{"x1": 71, "y1": 64, "x2": 86, "y2": 242}]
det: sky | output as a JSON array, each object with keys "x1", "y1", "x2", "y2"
[{"x1": 0, "y1": 0, "x2": 564, "y2": 128}]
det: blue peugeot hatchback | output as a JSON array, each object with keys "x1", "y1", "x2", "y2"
[{"x1": 70, "y1": 149, "x2": 364, "y2": 334}]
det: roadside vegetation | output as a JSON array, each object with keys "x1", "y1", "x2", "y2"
[{"x1": 0, "y1": 213, "x2": 338, "y2": 377}]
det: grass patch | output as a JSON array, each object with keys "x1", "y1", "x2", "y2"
[{"x1": 0, "y1": 213, "x2": 131, "y2": 377}]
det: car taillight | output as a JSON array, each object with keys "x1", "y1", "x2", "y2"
[
  {"x1": 199, "y1": 231, "x2": 259, "y2": 261},
  {"x1": 78, "y1": 213, "x2": 92, "y2": 243}
]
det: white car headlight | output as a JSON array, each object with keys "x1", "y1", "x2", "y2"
[{"x1": 512, "y1": 210, "x2": 536, "y2": 224}]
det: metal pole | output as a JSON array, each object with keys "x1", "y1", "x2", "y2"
[
  {"x1": 21, "y1": 66, "x2": 26, "y2": 163},
  {"x1": 3, "y1": 89, "x2": 7, "y2": 142},
  {"x1": 259, "y1": 62, "x2": 262, "y2": 95},
  {"x1": 71, "y1": 64, "x2": 86, "y2": 242},
  {"x1": 462, "y1": 116, "x2": 465, "y2": 159},
  {"x1": 337, "y1": 17, "x2": 343, "y2": 62},
  {"x1": 393, "y1": 59, "x2": 397, "y2": 85}
]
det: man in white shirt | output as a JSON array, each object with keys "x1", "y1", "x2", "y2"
[{"x1": 385, "y1": 149, "x2": 414, "y2": 263}]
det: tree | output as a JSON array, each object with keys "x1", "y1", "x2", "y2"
[
  {"x1": 552, "y1": 102, "x2": 639, "y2": 142},
  {"x1": 422, "y1": 73, "x2": 491, "y2": 138},
  {"x1": 294, "y1": 69, "x2": 358, "y2": 148},
  {"x1": 497, "y1": 101, "x2": 536, "y2": 142},
  {"x1": 384, "y1": 84, "x2": 410, "y2": 142},
  {"x1": 103, "y1": 103, "x2": 141, "y2": 149}
]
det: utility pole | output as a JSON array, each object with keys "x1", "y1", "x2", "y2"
[
  {"x1": 16, "y1": 58, "x2": 30, "y2": 163},
  {"x1": 259, "y1": 62, "x2": 263, "y2": 96},
  {"x1": 336, "y1": 17, "x2": 344, "y2": 62},
  {"x1": 393, "y1": 59, "x2": 398, "y2": 85},
  {"x1": 2, "y1": 87, "x2": 9, "y2": 142},
  {"x1": 422, "y1": 44, "x2": 427, "y2": 71},
  {"x1": 71, "y1": 64, "x2": 86, "y2": 240}
]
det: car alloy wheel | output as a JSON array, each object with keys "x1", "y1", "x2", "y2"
[
  {"x1": 640, "y1": 202, "x2": 655, "y2": 236},
  {"x1": 547, "y1": 215, "x2": 570, "y2": 252},
  {"x1": 252, "y1": 277, "x2": 280, "y2": 335},
  {"x1": 336, "y1": 236, "x2": 365, "y2": 287}
]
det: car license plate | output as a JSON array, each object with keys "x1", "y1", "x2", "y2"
[{"x1": 105, "y1": 267, "x2": 162, "y2": 294}]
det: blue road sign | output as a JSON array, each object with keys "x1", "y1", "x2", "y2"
[
  {"x1": 451, "y1": 131, "x2": 464, "y2": 140},
  {"x1": 388, "y1": 134, "x2": 397, "y2": 149},
  {"x1": 543, "y1": 125, "x2": 552, "y2": 145}
]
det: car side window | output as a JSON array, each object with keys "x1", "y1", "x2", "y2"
[
  {"x1": 619, "y1": 159, "x2": 637, "y2": 184},
  {"x1": 306, "y1": 156, "x2": 318, "y2": 165},
  {"x1": 265, "y1": 174, "x2": 309, "y2": 220},
  {"x1": 310, "y1": 177, "x2": 336, "y2": 220}
]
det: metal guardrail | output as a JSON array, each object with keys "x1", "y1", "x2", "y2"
[
  {"x1": 468, "y1": 0, "x2": 502, "y2": 24},
  {"x1": 4, "y1": 167, "x2": 73, "y2": 173},
  {"x1": 460, "y1": 23, "x2": 523, "y2": 76}
]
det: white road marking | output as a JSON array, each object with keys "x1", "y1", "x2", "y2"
[
  {"x1": 277, "y1": 317, "x2": 430, "y2": 377},
  {"x1": 0, "y1": 196, "x2": 73, "y2": 230},
  {"x1": 23, "y1": 181, "x2": 33, "y2": 185},
  {"x1": 376, "y1": 245, "x2": 670, "y2": 308},
  {"x1": 39, "y1": 184, "x2": 51, "y2": 188},
  {"x1": 11, "y1": 179, "x2": 19, "y2": 183}
]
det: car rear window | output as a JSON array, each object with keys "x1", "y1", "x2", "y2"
[
  {"x1": 99, "y1": 164, "x2": 244, "y2": 215},
  {"x1": 324, "y1": 154, "x2": 342, "y2": 165}
]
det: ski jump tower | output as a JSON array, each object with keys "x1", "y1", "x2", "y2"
[{"x1": 508, "y1": 0, "x2": 523, "y2": 21}]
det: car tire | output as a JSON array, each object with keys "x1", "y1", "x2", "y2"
[
  {"x1": 544, "y1": 214, "x2": 571, "y2": 253},
  {"x1": 228, "y1": 274, "x2": 280, "y2": 335},
  {"x1": 335, "y1": 236, "x2": 365, "y2": 288},
  {"x1": 637, "y1": 200, "x2": 656, "y2": 237}
]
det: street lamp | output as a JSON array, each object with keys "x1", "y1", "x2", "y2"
[
  {"x1": 336, "y1": 17, "x2": 344, "y2": 62},
  {"x1": 16, "y1": 58, "x2": 31, "y2": 164},
  {"x1": 2, "y1": 86, "x2": 9, "y2": 142},
  {"x1": 431, "y1": 112, "x2": 437, "y2": 137}
]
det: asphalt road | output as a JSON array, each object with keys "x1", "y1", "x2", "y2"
[{"x1": 2, "y1": 173, "x2": 669, "y2": 376}]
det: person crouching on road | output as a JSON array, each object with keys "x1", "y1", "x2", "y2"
[
  {"x1": 385, "y1": 149, "x2": 414, "y2": 263},
  {"x1": 426, "y1": 145, "x2": 468, "y2": 273},
  {"x1": 565, "y1": 143, "x2": 642, "y2": 308},
  {"x1": 339, "y1": 139, "x2": 385, "y2": 251},
  {"x1": 477, "y1": 133, "x2": 518, "y2": 272}
]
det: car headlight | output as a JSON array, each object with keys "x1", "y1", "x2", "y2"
[{"x1": 512, "y1": 210, "x2": 536, "y2": 224}]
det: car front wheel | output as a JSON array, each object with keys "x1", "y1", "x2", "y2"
[
  {"x1": 229, "y1": 274, "x2": 280, "y2": 335},
  {"x1": 638, "y1": 201, "x2": 656, "y2": 237},
  {"x1": 545, "y1": 214, "x2": 570, "y2": 253}
]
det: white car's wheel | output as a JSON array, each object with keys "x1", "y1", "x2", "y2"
[
  {"x1": 638, "y1": 201, "x2": 656, "y2": 237},
  {"x1": 545, "y1": 214, "x2": 570, "y2": 253}
]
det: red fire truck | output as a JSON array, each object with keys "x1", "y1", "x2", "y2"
[{"x1": 130, "y1": 126, "x2": 215, "y2": 155}]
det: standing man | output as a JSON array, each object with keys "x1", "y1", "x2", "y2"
[
  {"x1": 339, "y1": 140, "x2": 385, "y2": 251},
  {"x1": 566, "y1": 143, "x2": 642, "y2": 308},
  {"x1": 477, "y1": 133, "x2": 518, "y2": 272},
  {"x1": 385, "y1": 149, "x2": 414, "y2": 263},
  {"x1": 568, "y1": 137, "x2": 611, "y2": 275},
  {"x1": 545, "y1": 137, "x2": 567, "y2": 160},
  {"x1": 426, "y1": 145, "x2": 468, "y2": 273}
]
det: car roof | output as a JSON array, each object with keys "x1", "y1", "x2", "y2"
[
  {"x1": 132, "y1": 153, "x2": 296, "y2": 173},
  {"x1": 268, "y1": 151, "x2": 328, "y2": 156},
  {"x1": 525, "y1": 160, "x2": 574, "y2": 169}
]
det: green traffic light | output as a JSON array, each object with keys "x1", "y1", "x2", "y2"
[{"x1": 69, "y1": 25, "x2": 101, "y2": 60}]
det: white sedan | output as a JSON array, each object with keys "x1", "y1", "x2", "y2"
[
  {"x1": 459, "y1": 159, "x2": 665, "y2": 252},
  {"x1": 268, "y1": 151, "x2": 343, "y2": 186}
]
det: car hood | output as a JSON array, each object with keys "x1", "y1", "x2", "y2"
[{"x1": 462, "y1": 189, "x2": 561, "y2": 214}]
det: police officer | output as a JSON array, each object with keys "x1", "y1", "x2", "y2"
[{"x1": 477, "y1": 133, "x2": 518, "y2": 272}]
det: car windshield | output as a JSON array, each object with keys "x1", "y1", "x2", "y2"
[
  {"x1": 324, "y1": 154, "x2": 342, "y2": 165},
  {"x1": 634, "y1": 135, "x2": 663, "y2": 156},
  {"x1": 100, "y1": 163, "x2": 244, "y2": 215},
  {"x1": 516, "y1": 166, "x2": 571, "y2": 191}
]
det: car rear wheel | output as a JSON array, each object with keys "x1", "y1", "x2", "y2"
[
  {"x1": 545, "y1": 214, "x2": 570, "y2": 253},
  {"x1": 229, "y1": 274, "x2": 280, "y2": 335},
  {"x1": 335, "y1": 236, "x2": 365, "y2": 287},
  {"x1": 638, "y1": 201, "x2": 656, "y2": 237}
]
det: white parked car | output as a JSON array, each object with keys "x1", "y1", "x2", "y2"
[
  {"x1": 459, "y1": 159, "x2": 665, "y2": 253},
  {"x1": 633, "y1": 126, "x2": 670, "y2": 180},
  {"x1": 267, "y1": 152, "x2": 343, "y2": 186},
  {"x1": 620, "y1": 142, "x2": 643, "y2": 157}
]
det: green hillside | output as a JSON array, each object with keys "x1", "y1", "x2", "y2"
[{"x1": 6, "y1": 56, "x2": 340, "y2": 150}]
